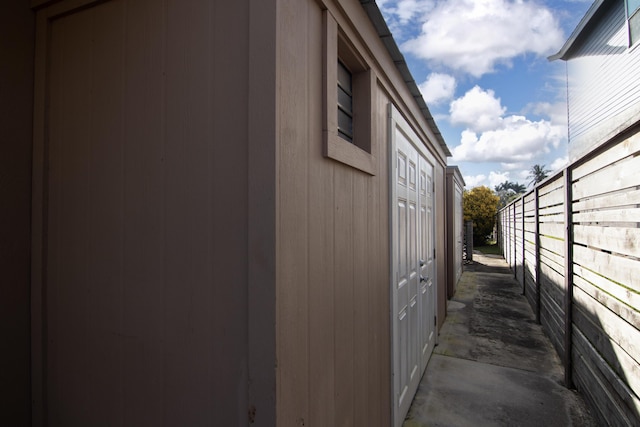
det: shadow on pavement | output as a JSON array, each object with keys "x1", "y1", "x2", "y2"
[{"x1": 404, "y1": 252, "x2": 597, "y2": 427}]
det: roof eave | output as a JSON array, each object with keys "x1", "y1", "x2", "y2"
[
  {"x1": 548, "y1": 0, "x2": 606, "y2": 61},
  {"x1": 360, "y1": 0, "x2": 452, "y2": 157}
]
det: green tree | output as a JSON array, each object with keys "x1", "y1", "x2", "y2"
[
  {"x1": 494, "y1": 180, "x2": 526, "y2": 208},
  {"x1": 495, "y1": 180, "x2": 526, "y2": 194},
  {"x1": 463, "y1": 186, "x2": 500, "y2": 246},
  {"x1": 528, "y1": 164, "x2": 551, "y2": 187}
]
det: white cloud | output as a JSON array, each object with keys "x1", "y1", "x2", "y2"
[
  {"x1": 396, "y1": 0, "x2": 435, "y2": 23},
  {"x1": 449, "y1": 86, "x2": 565, "y2": 168},
  {"x1": 379, "y1": 0, "x2": 434, "y2": 24},
  {"x1": 500, "y1": 162, "x2": 526, "y2": 171},
  {"x1": 401, "y1": 0, "x2": 565, "y2": 77},
  {"x1": 418, "y1": 73, "x2": 456, "y2": 105},
  {"x1": 550, "y1": 156, "x2": 568, "y2": 172},
  {"x1": 524, "y1": 101, "x2": 568, "y2": 128},
  {"x1": 463, "y1": 174, "x2": 487, "y2": 188},
  {"x1": 450, "y1": 86, "x2": 505, "y2": 132},
  {"x1": 452, "y1": 116, "x2": 564, "y2": 166},
  {"x1": 462, "y1": 170, "x2": 516, "y2": 189},
  {"x1": 488, "y1": 171, "x2": 511, "y2": 188}
]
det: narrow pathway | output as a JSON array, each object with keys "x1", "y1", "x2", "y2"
[{"x1": 404, "y1": 252, "x2": 596, "y2": 427}]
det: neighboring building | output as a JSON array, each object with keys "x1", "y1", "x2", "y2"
[
  {"x1": 445, "y1": 166, "x2": 465, "y2": 299},
  {"x1": 1, "y1": 0, "x2": 454, "y2": 426},
  {"x1": 550, "y1": 0, "x2": 640, "y2": 161}
]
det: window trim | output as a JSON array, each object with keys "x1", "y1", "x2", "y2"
[
  {"x1": 322, "y1": 10, "x2": 377, "y2": 176},
  {"x1": 627, "y1": 0, "x2": 640, "y2": 46}
]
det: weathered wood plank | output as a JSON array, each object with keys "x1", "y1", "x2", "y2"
[
  {"x1": 573, "y1": 154, "x2": 640, "y2": 200},
  {"x1": 574, "y1": 274, "x2": 640, "y2": 338},
  {"x1": 540, "y1": 200, "x2": 564, "y2": 215},
  {"x1": 573, "y1": 244, "x2": 640, "y2": 292},
  {"x1": 539, "y1": 222, "x2": 565, "y2": 238},
  {"x1": 574, "y1": 224, "x2": 640, "y2": 258},
  {"x1": 538, "y1": 175, "x2": 565, "y2": 196},
  {"x1": 573, "y1": 188, "x2": 640, "y2": 211},
  {"x1": 572, "y1": 132, "x2": 640, "y2": 180},
  {"x1": 573, "y1": 329, "x2": 640, "y2": 425},
  {"x1": 540, "y1": 247, "x2": 565, "y2": 274},
  {"x1": 573, "y1": 264, "x2": 640, "y2": 325},
  {"x1": 573, "y1": 207, "x2": 640, "y2": 224},
  {"x1": 540, "y1": 235, "x2": 565, "y2": 256},
  {"x1": 538, "y1": 212, "x2": 565, "y2": 223},
  {"x1": 540, "y1": 268, "x2": 565, "y2": 307},
  {"x1": 573, "y1": 287, "x2": 640, "y2": 368},
  {"x1": 540, "y1": 295, "x2": 565, "y2": 356}
]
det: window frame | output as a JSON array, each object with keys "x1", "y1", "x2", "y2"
[
  {"x1": 627, "y1": 0, "x2": 640, "y2": 46},
  {"x1": 322, "y1": 10, "x2": 377, "y2": 175}
]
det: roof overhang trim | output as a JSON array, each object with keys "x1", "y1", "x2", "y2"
[
  {"x1": 360, "y1": 0, "x2": 452, "y2": 156},
  {"x1": 548, "y1": 0, "x2": 606, "y2": 61}
]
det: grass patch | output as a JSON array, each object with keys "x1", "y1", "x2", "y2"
[{"x1": 475, "y1": 243, "x2": 502, "y2": 255}]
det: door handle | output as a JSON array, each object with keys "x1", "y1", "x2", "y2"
[{"x1": 419, "y1": 259, "x2": 425, "y2": 267}]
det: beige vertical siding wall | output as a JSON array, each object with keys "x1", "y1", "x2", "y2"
[
  {"x1": 445, "y1": 167, "x2": 464, "y2": 300},
  {"x1": 275, "y1": 0, "x2": 448, "y2": 424},
  {"x1": 0, "y1": 2, "x2": 34, "y2": 426},
  {"x1": 31, "y1": 0, "x2": 276, "y2": 425}
]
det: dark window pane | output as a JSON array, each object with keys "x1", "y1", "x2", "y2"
[
  {"x1": 337, "y1": 61, "x2": 352, "y2": 94},
  {"x1": 337, "y1": 60, "x2": 354, "y2": 143},
  {"x1": 338, "y1": 108, "x2": 353, "y2": 142},
  {"x1": 338, "y1": 86, "x2": 353, "y2": 113}
]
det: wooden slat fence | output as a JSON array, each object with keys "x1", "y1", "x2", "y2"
[{"x1": 497, "y1": 132, "x2": 640, "y2": 426}]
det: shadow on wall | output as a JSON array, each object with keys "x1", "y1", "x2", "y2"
[
  {"x1": 527, "y1": 259, "x2": 640, "y2": 426},
  {"x1": 502, "y1": 175, "x2": 640, "y2": 425},
  {"x1": 499, "y1": 123, "x2": 640, "y2": 424}
]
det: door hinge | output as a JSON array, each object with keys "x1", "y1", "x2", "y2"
[
  {"x1": 434, "y1": 315, "x2": 437, "y2": 326},
  {"x1": 433, "y1": 248, "x2": 436, "y2": 259}
]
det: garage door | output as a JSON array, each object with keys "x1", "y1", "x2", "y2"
[{"x1": 390, "y1": 105, "x2": 436, "y2": 427}]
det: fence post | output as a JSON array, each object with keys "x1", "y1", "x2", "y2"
[
  {"x1": 521, "y1": 198, "x2": 526, "y2": 295},
  {"x1": 513, "y1": 202, "x2": 517, "y2": 279},
  {"x1": 563, "y1": 168, "x2": 574, "y2": 389},
  {"x1": 496, "y1": 212, "x2": 501, "y2": 253},
  {"x1": 465, "y1": 221, "x2": 473, "y2": 261},
  {"x1": 534, "y1": 187, "x2": 541, "y2": 324}
]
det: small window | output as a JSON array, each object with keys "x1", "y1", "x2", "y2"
[
  {"x1": 337, "y1": 60, "x2": 354, "y2": 143},
  {"x1": 627, "y1": 0, "x2": 640, "y2": 45},
  {"x1": 322, "y1": 10, "x2": 376, "y2": 175}
]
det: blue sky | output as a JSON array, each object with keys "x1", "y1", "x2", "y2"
[{"x1": 378, "y1": 0, "x2": 594, "y2": 188}]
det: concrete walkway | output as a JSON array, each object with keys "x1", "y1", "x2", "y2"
[{"x1": 404, "y1": 252, "x2": 596, "y2": 427}]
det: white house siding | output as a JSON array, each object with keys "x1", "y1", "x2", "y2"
[{"x1": 567, "y1": 0, "x2": 640, "y2": 160}]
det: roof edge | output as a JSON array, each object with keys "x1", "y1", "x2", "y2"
[
  {"x1": 549, "y1": 0, "x2": 606, "y2": 61},
  {"x1": 359, "y1": 0, "x2": 452, "y2": 157}
]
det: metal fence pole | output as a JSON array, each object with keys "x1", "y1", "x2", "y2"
[
  {"x1": 563, "y1": 168, "x2": 574, "y2": 389},
  {"x1": 465, "y1": 221, "x2": 473, "y2": 261}
]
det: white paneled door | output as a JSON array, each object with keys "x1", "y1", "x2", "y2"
[{"x1": 390, "y1": 106, "x2": 436, "y2": 427}]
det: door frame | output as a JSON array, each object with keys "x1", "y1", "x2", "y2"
[{"x1": 388, "y1": 104, "x2": 438, "y2": 427}]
